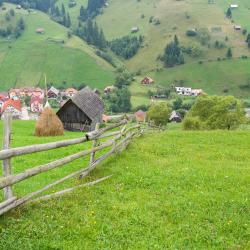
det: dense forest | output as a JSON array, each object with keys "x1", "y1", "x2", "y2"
[
  {"x1": 110, "y1": 36, "x2": 143, "y2": 59},
  {"x1": 75, "y1": 19, "x2": 106, "y2": 49},
  {"x1": 6, "y1": 0, "x2": 56, "y2": 12}
]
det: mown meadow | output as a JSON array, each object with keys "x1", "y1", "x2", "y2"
[{"x1": 0, "y1": 121, "x2": 250, "y2": 249}]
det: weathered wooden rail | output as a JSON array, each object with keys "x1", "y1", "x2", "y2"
[{"x1": 0, "y1": 114, "x2": 143, "y2": 216}]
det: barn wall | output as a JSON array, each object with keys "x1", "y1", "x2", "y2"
[{"x1": 57, "y1": 101, "x2": 92, "y2": 131}]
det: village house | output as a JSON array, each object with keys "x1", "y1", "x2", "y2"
[
  {"x1": 141, "y1": 77, "x2": 154, "y2": 85},
  {"x1": 0, "y1": 93, "x2": 9, "y2": 112},
  {"x1": 65, "y1": 88, "x2": 78, "y2": 98},
  {"x1": 47, "y1": 86, "x2": 60, "y2": 99},
  {"x1": 1, "y1": 99, "x2": 22, "y2": 120},
  {"x1": 30, "y1": 96, "x2": 43, "y2": 113},
  {"x1": 234, "y1": 25, "x2": 241, "y2": 31},
  {"x1": 131, "y1": 27, "x2": 139, "y2": 33},
  {"x1": 169, "y1": 111, "x2": 182, "y2": 123},
  {"x1": 191, "y1": 89, "x2": 203, "y2": 96},
  {"x1": 36, "y1": 28, "x2": 45, "y2": 34},
  {"x1": 57, "y1": 87, "x2": 104, "y2": 132},
  {"x1": 135, "y1": 110, "x2": 146, "y2": 123},
  {"x1": 175, "y1": 87, "x2": 192, "y2": 96},
  {"x1": 230, "y1": 4, "x2": 238, "y2": 8},
  {"x1": 9, "y1": 88, "x2": 21, "y2": 100}
]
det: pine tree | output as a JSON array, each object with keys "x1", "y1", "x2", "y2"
[
  {"x1": 17, "y1": 17, "x2": 25, "y2": 30},
  {"x1": 66, "y1": 13, "x2": 71, "y2": 27},
  {"x1": 61, "y1": 3, "x2": 66, "y2": 16},
  {"x1": 226, "y1": 48, "x2": 232, "y2": 58},
  {"x1": 226, "y1": 8, "x2": 232, "y2": 18},
  {"x1": 246, "y1": 34, "x2": 250, "y2": 43},
  {"x1": 174, "y1": 34, "x2": 179, "y2": 45}
]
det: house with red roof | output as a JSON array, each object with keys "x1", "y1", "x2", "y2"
[
  {"x1": 0, "y1": 93, "x2": 9, "y2": 112},
  {"x1": 30, "y1": 96, "x2": 43, "y2": 113},
  {"x1": 1, "y1": 99, "x2": 22, "y2": 119},
  {"x1": 135, "y1": 110, "x2": 146, "y2": 122},
  {"x1": 141, "y1": 77, "x2": 154, "y2": 85}
]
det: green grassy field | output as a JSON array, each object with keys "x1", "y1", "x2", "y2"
[
  {"x1": 0, "y1": 121, "x2": 250, "y2": 249},
  {"x1": 0, "y1": 3, "x2": 115, "y2": 91}
]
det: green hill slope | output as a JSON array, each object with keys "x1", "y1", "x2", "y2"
[
  {"x1": 0, "y1": 3, "x2": 115, "y2": 91},
  {"x1": 93, "y1": 0, "x2": 250, "y2": 97}
]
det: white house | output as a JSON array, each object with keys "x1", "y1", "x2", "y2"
[
  {"x1": 175, "y1": 87, "x2": 192, "y2": 96},
  {"x1": 191, "y1": 89, "x2": 203, "y2": 96},
  {"x1": 230, "y1": 4, "x2": 238, "y2": 8}
]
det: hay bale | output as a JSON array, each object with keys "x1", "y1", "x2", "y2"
[{"x1": 35, "y1": 107, "x2": 64, "y2": 136}]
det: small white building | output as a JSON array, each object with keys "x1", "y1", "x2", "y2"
[
  {"x1": 175, "y1": 87, "x2": 203, "y2": 96},
  {"x1": 175, "y1": 87, "x2": 192, "y2": 96},
  {"x1": 191, "y1": 89, "x2": 203, "y2": 96},
  {"x1": 230, "y1": 4, "x2": 238, "y2": 8},
  {"x1": 131, "y1": 27, "x2": 139, "y2": 33}
]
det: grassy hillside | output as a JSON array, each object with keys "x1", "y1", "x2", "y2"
[
  {"x1": 0, "y1": 121, "x2": 250, "y2": 249},
  {"x1": 94, "y1": 0, "x2": 250, "y2": 98},
  {"x1": 0, "y1": 3, "x2": 115, "y2": 91}
]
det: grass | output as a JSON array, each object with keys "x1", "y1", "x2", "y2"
[
  {"x1": 0, "y1": 121, "x2": 250, "y2": 249},
  {"x1": 0, "y1": 3, "x2": 115, "y2": 91}
]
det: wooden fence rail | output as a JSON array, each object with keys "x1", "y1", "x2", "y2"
[{"x1": 0, "y1": 115, "x2": 142, "y2": 216}]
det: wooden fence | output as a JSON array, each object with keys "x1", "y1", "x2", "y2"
[{"x1": 0, "y1": 114, "x2": 143, "y2": 216}]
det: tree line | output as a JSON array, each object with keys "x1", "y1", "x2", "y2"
[
  {"x1": 50, "y1": 3, "x2": 71, "y2": 28},
  {"x1": 79, "y1": 0, "x2": 106, "y2": 21}
]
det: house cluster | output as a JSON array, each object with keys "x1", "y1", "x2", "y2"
[
  {"x1": 175, "y1": 87, "x2": 203, "y2": 97},
  {"x1": 0, "y1": 86, "x2": 79, "y2": 120}
]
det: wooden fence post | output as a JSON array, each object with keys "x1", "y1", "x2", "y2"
[
  {"x1": 2, "y1": 113, "x2": 13, "y2": 200},
  {"x1": 89, "y1": 123, "x2": 100, "y2": 166}
]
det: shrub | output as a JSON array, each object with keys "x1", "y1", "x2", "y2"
[
  {"x1": 35, "y1": 108, "x2": 64, "y2": 136},
  {"x1": 186, "y1": 30, "x2": 197, "y2": 37},
  {"x1": 186, "y1": 95, "x2": 245, "y2": 130},
  {"x1": 147, "y1": 102, "x2": 171, "y2": 126},
  {"x1": 183, "y1": 117, "x2": 201, "y2": 130}
]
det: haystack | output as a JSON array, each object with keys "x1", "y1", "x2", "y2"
[{"x1": 35, "y1": 107, "x2": 64, "y2": 136}]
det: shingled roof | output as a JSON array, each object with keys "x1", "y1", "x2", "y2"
[{"x1": 71, "y1": 87, "x2": 104, "y2": 121}]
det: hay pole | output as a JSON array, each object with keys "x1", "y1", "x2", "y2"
[
  {"x1": 32, "y1": 175, "x2": 112, "y2": 202},
  {"x1": 0, "y1": 140, "x2": 114, "y2": 190},
  {"x1": 0, "y1": 120, "x2": 127, "y2": 161},
  {"x1": 2, "y1": 113, "x2": 14, "y2": 200}
]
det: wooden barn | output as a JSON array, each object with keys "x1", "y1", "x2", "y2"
[{"x1": 56, "y1": 87, "x2": 104, "y2": 132}]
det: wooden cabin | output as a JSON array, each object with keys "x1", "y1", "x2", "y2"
[{"x1": 57, "y1": 87, "x2": 104, "y2": 132}]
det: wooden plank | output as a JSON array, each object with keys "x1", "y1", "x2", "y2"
[
  {"x1": 89, "y1": 123, "x2": 100, "y2": 166},
  {"x1": 33, "y1": 175, "x2": 112, "y2": 202},
  {"x1": 0, "y1": 131, "x2": 136, "y2": 215},
  {"x1": 0, "y1": 197, "x2": 17, "y2": 210},
  {"x1": 0, "y1": 120, "x2": 127, "y2": 161},
  {"x1": 86, "y1": 120, "x2": 127, "y2": 141},
  {"x1": 2, "y1": 114, "x2": 13, "y2": 200},
  {"x1": 0, "y1": 140, "x2": 114, "y2": 190}
]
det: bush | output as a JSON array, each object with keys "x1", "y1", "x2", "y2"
[
  {"x1": 183, "y1": 117, "x2": 201, "y2": 130},
  {"x1": 186, "y1": 30, "x2": 197, "y2": 36},
  {"x1": 186, "y1": 95, "x2": 245, "y2": 130},
  {"x1": 147, "y1": 102, "x2": 171, "y2": 126}
]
